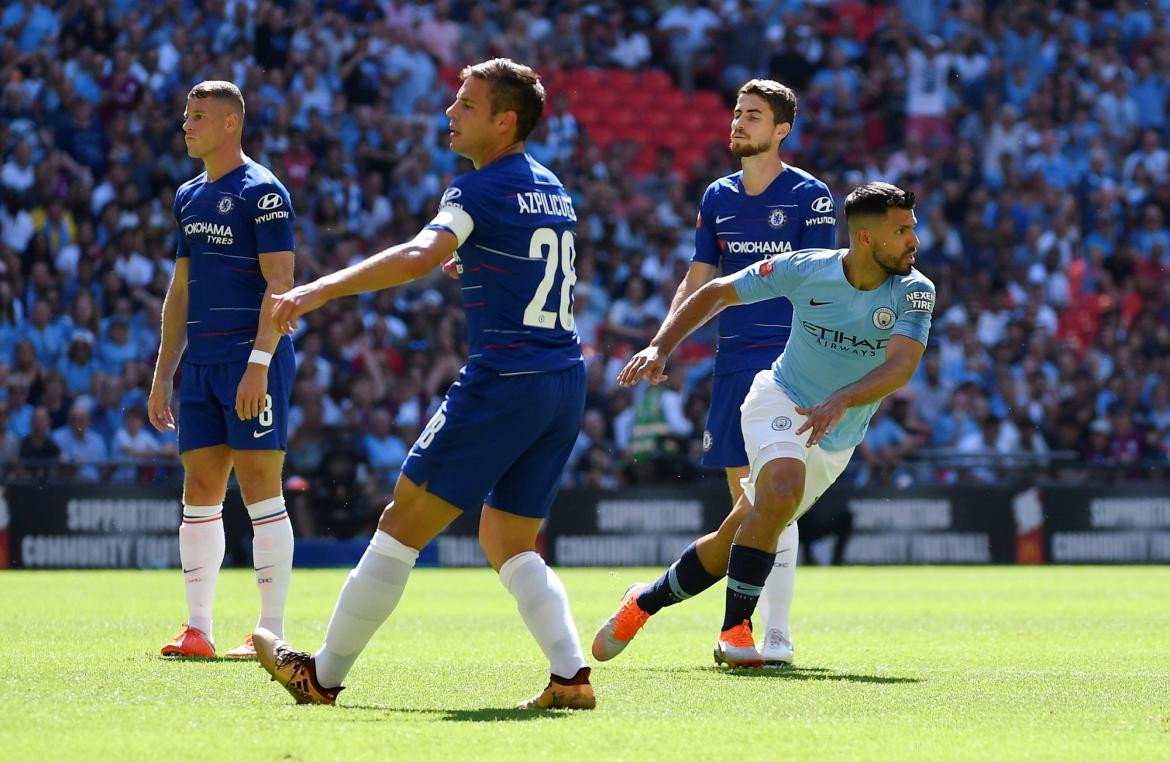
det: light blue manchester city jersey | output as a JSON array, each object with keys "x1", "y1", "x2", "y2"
[{"x1": 732, "y1": 248, "x2": 935, "y2": 451}]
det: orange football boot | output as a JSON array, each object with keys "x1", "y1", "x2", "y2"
[
  {"x1": 225, "y1": 634, "x2": 257, "y2": 659},
  {"x1": 591, "y1": 583, "x2": 650, "y2": 661},
  {"x1": 160, "y1": 625, "x2": 216, "y2": 658},
  {"x1": 713, "y1": 620, "x2": 763, "y2": 668}
]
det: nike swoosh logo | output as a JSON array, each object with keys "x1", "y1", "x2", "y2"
[
  {"x1": 715, "y1": 215, "x2": 735, "y2": 224},
  {"x1": 253, "y1": 429, "x2": 274, "y2": 438},
  {"x1": 809, "y1": 299, "x2": 832, "y2": 306},
  {"x1": 183, "y1": 567, "x2": 202, "y2": 574},
  {"x1": 254, "y1": 565, "x2": 274, "y2": 572}
]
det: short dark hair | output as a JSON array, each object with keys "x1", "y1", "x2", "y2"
[
  {"x1": 844, "y1": 182, "x2": 916, "y2": 222},
  {"x1": 737, "y1": 79, "x2": 798, "y2": 126},
  {"x1": 461, "y1": 58, "x2": 545, "y2": 141},
  {"x1": 187, "y1": 80, "x2": 246, "y2": 119}
]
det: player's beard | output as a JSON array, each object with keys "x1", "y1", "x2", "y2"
[
  {"x1": 875, "y1": 245, "x2": 916, "y2": 276},
  {"x1": 729, "y1": 137, "x2": 774, "y2": 158}
]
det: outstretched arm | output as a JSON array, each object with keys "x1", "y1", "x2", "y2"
[
  {"x1": 617, "y1": 276, "x2": 741, "y2": 386},
  {"x1": 796, "y1": 334, "x2": 926, "y2": 446},
  {"x1": 271, "y1": 228, "x2": 457, "y2": 334},
  {"x1": 666, "y1": 261, "x2": 717, "y2": 316}
]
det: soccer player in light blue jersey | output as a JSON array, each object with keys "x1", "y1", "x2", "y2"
[
  {"x1": 615, "y1": 182, "x2": 934, "y2": 666},
  {"x1": 150, "y1": 81, "x2": 297, "y2": 660},
  {"x1": 253, "y1": 59, "x2": 595, "y2": 710},
  {"x1": 594, "y1": 79, "x2": 834, "y2": 666}
]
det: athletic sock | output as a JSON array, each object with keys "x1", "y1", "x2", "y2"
[
  {"x1": 314, "y1": 530, "x2": 417, "y2": 689},
  {"x1": 758, "y1": 521, "x2": 799, "y2": 641},
  {"x1": 636, "y1": 541, "x2": 723, "y2": 615},
  {"x1": 722, "y1": 543, "x2": 776, "y2": 632},
  {"x1": 179, "y1": 503, "x2": 226, "y2": 641},
  {"x1": 499, "y1": 551, "x2": 587, "y2": 681},
  {"x1": 247, "y1": 495, "x2": 294, "y2": 638}
]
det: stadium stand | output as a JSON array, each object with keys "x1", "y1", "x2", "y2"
[{"x1": 1, "y1": 1, "x2": 1168, "y2": 538}]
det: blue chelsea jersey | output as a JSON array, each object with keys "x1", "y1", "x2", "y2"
[
  {"x1": 425, "y1": 153, "x2": 582, "y2": 374},
  {"x1": 733, "y1": 248, "x2": 936, "y2": 451},
  {"x1": 173, "y1": 159, "x2": 295, "y2": 365},
  {"x1": 694, "y1": 164, "x2": 836, "y2": 375}
]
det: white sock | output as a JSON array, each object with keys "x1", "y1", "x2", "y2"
[
  {"x1": 759, "y1": 521, "x2": 799, "y2": 641},
  {"x1": 499, "y1": 551, "x2": 586, "y2": 680},
  {"x1": 179, "y1": 503, "x2": 225, "y2": 641},
  {"x1": 247, "y1": 495, "x2": 294, "y2": 638},
  {"x1": 314, "y1": 530, "x2": 417, "y2": 688}
]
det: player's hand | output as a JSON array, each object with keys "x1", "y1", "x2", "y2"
[
  {"x1": 795, "y1": 392, "x2": 850, "y2": 447},
  {"x1": 271, "y1": 282, "x2": 329, "y2": 335},
  {"x1": 617, "y1": 346, "x2": 668, "y2": 386},
  {"x1": 440, "y1": 257, "x2": 460, "y2": 280},
  {"x1": 147, "y1": 380, "x2": 175, "y2": 432},
  {"x1": 235, "y1": 363, "x2": 269, "y2": 421}
]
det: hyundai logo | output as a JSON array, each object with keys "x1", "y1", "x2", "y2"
[
  {"x1": 257, "y1": 192, "x2": 284, "y2": 210},
  {"x1": 811, "y1": 196, "x2": 833, "y2": 214}
]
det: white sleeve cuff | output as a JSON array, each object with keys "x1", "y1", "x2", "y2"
[{"x1": 429, "y1": 206, "x2": 475, "y2": 247}]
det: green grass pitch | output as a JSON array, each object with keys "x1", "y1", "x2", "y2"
[{"x1": 2, "y1": 566, "x2": 1168, "y2": 760}]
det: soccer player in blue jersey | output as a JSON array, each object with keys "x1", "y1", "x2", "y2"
[
  {"x1": 608, "y1": 182, "x2": 933, "y2": 667},
  {"x1": 594, "y1": 79, "x2": 834, "y2": 666},
  {"x1": 149, "y1": 81, "x2": 297, "y2": 659},
  {"x1": 252, "y1": 59, "x2": 594, "y2": 710}
]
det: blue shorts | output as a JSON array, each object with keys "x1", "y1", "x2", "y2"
[
  {"x1": 700, "y1": 368, "x2": 760, "y2": 469},
  {"x1": 401, "y1": 361, "x2": 586, "y2": 519},
  {"x1": 177, "y1": 349, "x2": 294, "y2": 453}
]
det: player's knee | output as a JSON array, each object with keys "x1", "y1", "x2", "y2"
[
  {"x1": 183, "y1": 473, "x2": 227, "y2": 504},
  {"x1": 753, "y1": 474, "x2": 802, "y2": 518},
  {"x1": 478, "y1": 536, "x2": 505, "y2": 571}
]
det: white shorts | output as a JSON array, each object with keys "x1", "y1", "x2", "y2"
[{"x1": 738, "y1": 370, "x2": 855, "y2": 521}]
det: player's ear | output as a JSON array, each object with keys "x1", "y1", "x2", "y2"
[
  {"x1": 854, "y1": 225, "x2": 872, "y2": 249},
  {"x1": 773, "y1": 121, "x2": 791, "y2": 144},
  {"x1": 497, "y1": 109, "x2": 518, "y2": 140}
]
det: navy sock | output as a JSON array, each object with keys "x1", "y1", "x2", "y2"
[
  {"x1": 722, "y1": 544, "x2": 776, "y2": 632},
  {"x1": 636, "y1": 542, "x2": 723, "y2": 615}
]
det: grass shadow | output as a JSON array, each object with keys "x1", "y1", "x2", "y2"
[
  {"x1": 155, "y1": 654, "x2": 254, "y2": 665},
  {"x1": 626, "y1": 664, "x2": 921, "y2": 684},
  {"x1": 708, "y1": 666, "x2": 923, "y2": 684},
  {"x1": 349, "y1": 706, "x2": 577, "y2": 722}
]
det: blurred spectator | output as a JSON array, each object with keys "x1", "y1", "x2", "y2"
[
  {"x1": 110, "y1": 406, "x2": 159, "y2": 482},
  {"x1": 856, "y1": 398, "x2": 916, "y2": 488},
  {"x1": 626, "y1": 371, "x2": 693, "y2": 484},
  {"x1": 17, "y1": 405, "x2": 60, "y2": 481},
  {"x1": 0, "y1": 398, "x2": 19, "y2": 470},
  {"x1": 52, "y1": 399, "x2": 106, "y2": 481},
  {"x1": 656, "y1": 0, "x2": 720, "y2": 92},
  {"x1": 362, "y1": 407, "x2": 408, "y2": 488}
]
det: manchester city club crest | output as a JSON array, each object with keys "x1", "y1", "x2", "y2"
[
  {"x1": 768, "y1": 208, "x2": 787, "y2": 229},
  {"x1": 217, "y1": 196, "x2": 234, "y2": 214},
  {"x1": 873, "y1": 307, "x2": 896, "y2": 329},
  {"x1": 771, "y1": 416, "x2": 792, "y2": 431}
]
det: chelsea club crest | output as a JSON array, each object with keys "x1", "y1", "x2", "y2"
[
  {"x1": 217, "y1": 196, "x2": 234, "y2": 214},
  {"x1": 768, "y1": 209, "x2": 787, "y2": 229}
]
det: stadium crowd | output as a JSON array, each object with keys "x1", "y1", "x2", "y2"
[{"x1": 2, "y1": 0, "x2": 1169, "y2": 533}]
